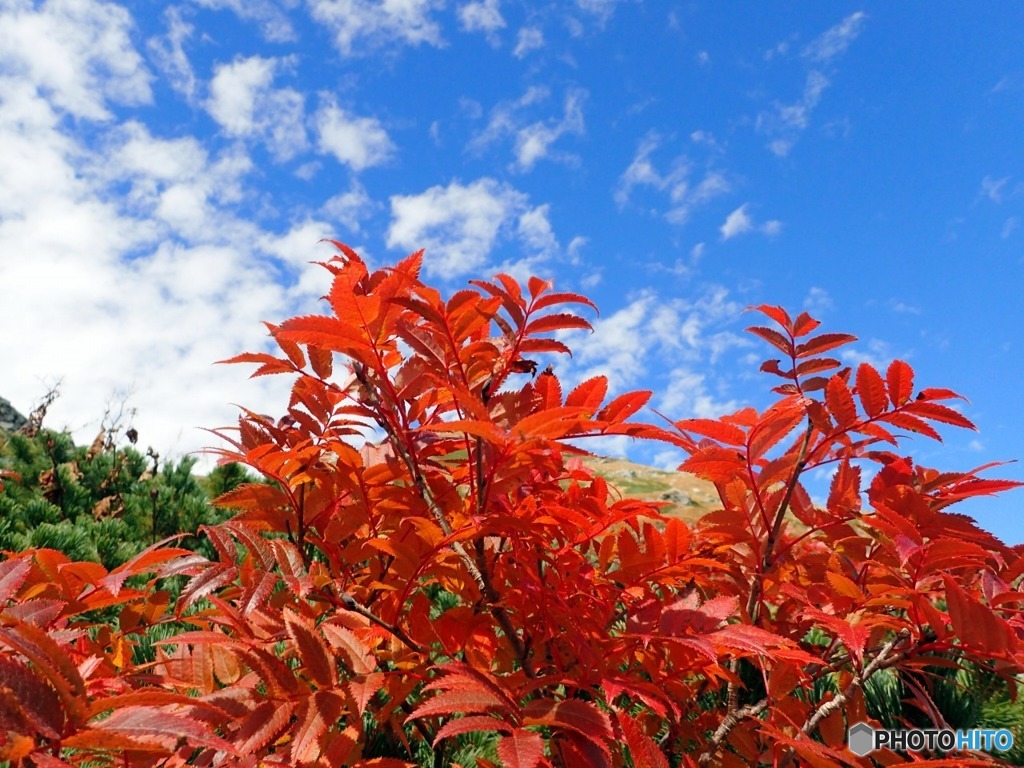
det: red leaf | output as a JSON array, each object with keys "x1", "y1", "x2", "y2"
[
  {"x1": 794, "y1": 333, "x2": 857, "y2": 359},
  {"x1": 0, "y1": 621, "x2": 87, "y2": 722},
  {"x1": 290, "y1": 691, "x2": 344, "y2": 763},
  {"x1": 284, "y1": 608, "x2": 337, "y2": 689},
  {"x1": 746, "y1": 326, "x2": 792, "y2": 356},
  {"x1": 942, "y1": 574, "x2": 1016, "y2": 655},
  {"x1": 855, "y1": 364, "x2": 888, "y2": 418},
  {"x1": 432, "y1": 716, "x2": 513, "y2": 746},
  {"x1": 597, "y1": 391, "x2": 651, "y2": 423},
  {"x1": 904, "y1": 401, "x2": 976, "y2": 430},
  {"x1": 565, "y1": 376, "x2": 608, "y2": 412},
  {"x1": 751, "y1": 304, "x2": 792, "y2": 329},
  {"x1": 886, "y1": 360, "x2": 914, "y2": 406},
  {"x1": 64, "y1": 707, "x2": 235, "y2": 755},
  {"x1": 322, "y1": 623, "x2": 377, "y2": 675},
  {"x1": 531, "y1": 290, "x2": 599, "y2": 314},
  {"x1": 617, "y1": 711, "x2": 669, "y2": 768},
  {"x1": 523, "y1": 699, "x2": 613, "y2": 753},
  {"x1": 524, "y1": 313, "x2": 592, "y2": 335},
  {"x1": 674, "y1": 418, "x2": 746, "y2": 447},
  {"x1": 824, "y1": 375, "x2": 857, "y2": 430},
  {"x1": 880, "y1": 411, "x2": 942, "y2": 442},
  {"x1": 682, "y1": 445, "x2": 746, "y2": 485},
  {"x1": 496, "y1": 729, "x2": 545, "y2": 768},
  {"x1": 0, "y1": 558, "x2": 30, "y2": 604},
  {"x1": 235, "y1": 699, "x2": 297, "y2": 754},
  {"x1": 791, "y1": 311, "x2": 821, "y2": 337}
]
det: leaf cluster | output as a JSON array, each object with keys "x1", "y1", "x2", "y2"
[{"x1": 3, "y1": 246, "x2": 1024, "y2": 768}]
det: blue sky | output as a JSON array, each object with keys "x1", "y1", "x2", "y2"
[{"x1": 2, "y1": 2, "x2": 1022, "y2": 542}]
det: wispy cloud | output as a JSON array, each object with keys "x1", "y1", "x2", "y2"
[
  {"x1": 471, "y1": 86, "x2": 587, "y2": 171},
  {"x1": 315, "y1": 96, "x2": 395, "y2": 171},
  {"x1": 147, "y1": 7, "x2": 196, "y2": 101},
  {"x1": 615, "y1": 132, "x2": 730, "y2": 224},
  {"x1": 458, "y1": 0, "x2": 505, "y2": 44},
  {"x1": 513, "y1": 26, "x2": 544, "y2": 58},
  {"x1": 308, "y1": 0, "x2": 445, "y2": 56},
  {"x1": 802, "y1": 11, "x2": 867, "y2": 63},
  {"x1": 719, "y1": 204, "x2": 781, "y2": 240},
  {"x1": 191, "y1": 0, "x2": 297, "y2": 42},
  {"x1": 980, "y1": 175, "x2": 1012, "y2": 203},
  {"x1": 386, "y1": 178, "x2": 558, "y2": 278},
  {"x1": 0, "y1": 0, "x2": 152, "y2": 120},
  {"x1": 758, "y1": 12, "x2": 866, "y2": 156},
  {"x1": 206, "y1": 56, "x2": 308, "y2": 161}
]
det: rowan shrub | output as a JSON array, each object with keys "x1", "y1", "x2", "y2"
[{"x1": 2, "y1": 242, "x2": 1023, "y2": 768}]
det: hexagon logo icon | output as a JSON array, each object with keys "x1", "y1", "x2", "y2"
[{"x1": 848, "y1": 722, "x2": 875, "y2": 756}]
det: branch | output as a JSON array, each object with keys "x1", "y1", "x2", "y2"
[
  {"x1": 697, "y1": 697, "x2": 769, "y2": 766},
  {"x1": 801, "y1": 628, "x2": 911, "y2": 738},
  {"x1": 353, "y1": 363, "x2": 537, "y2": 678}
]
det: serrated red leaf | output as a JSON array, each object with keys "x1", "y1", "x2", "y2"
[
  {"x1": 322, "y1": 623, "x2": 376, "y2": 675},
  {"x1": 432, "y1": 716, "x2": 513, "y2": 746},
  {"x1": 496, "y1": 729, "x2": 545, "y2": 768},
  {"x1": 824, "y1": 375, "x2": 857, "y2": 430},
  {"x1": 674, "y1": 418, "x2": 746, "y2": 447},
  {"x1": 855, "y1": 364, "x2": 888, "y2": 418},
  {"x1": 794, "y1": 333, "x2": 857, "y2": 359},
  {"x1": 886, "y1": 359, "x2": 914, "y2": 406},
  {"x1": 523, "y1": 699, "x2": 613, "y2": 752},
  {"x1": 752, "y1": 304, "x2": 792, "y2": 329},
  {"x1": 746, "y1": 326, "x2": 792, "y2": 356},
  {"x1": 904, "y1": 401, "x2": 976, "y2": 430},
  {"x1": 0, "y1": 558, "x2": 30, "y2": 604},
  {"x1": 235, "y1": 699, "x2": 296, "y2": 754},
  {"x1": 290, "y1": 691, "x2": 344, "y2": 763},
  {"x1": 524, "y1": 312, "x2": 592, "y2": 335},
  {"x1": 0, "y1": 621, "x2": 86, "y2": 723},
  {"x1": 682, "y1": 445, "x2": 745, "y2": 485},
  {"x1": 880, "y1": 411, "x2": 942, "y2": 441},
  {"x1": 284, "y1": 609, "x2": 336, "y2": 689},
  {"x1": 598, "y1": 391, "x2": 651, "y2": 423},
  {"x1": 565, "y1": 376, "x2": 608, "y2": 412},
  {"x1": 617, "y1": 711, "x2": 669, "y2": 768}
]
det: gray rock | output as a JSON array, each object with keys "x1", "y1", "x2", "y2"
[{"x1": 0, "y1": 396, "x2": 27, "y2": 433}]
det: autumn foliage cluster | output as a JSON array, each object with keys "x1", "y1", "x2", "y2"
[{"x1": 3, "y1": 242, "x2": 1024, "y2": 767}]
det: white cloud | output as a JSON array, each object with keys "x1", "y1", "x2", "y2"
[
  {"x1": 321, "y1": 180, "x2": 375, "y2": 233},
  {"x1": 719, "y1": 203, "x2": 781, "y2": 240},
  {"x1": 206, "y1": 55, "x2": 308, "y2": 161},
  {"x1": 802, "y1": 11, "x2": 867, "y2": 63},
  {"x1": 0, "y1": 83, "x2": 339, "y2": 469},
  {"x1": 315, "y1": 97, "x2": 394, "y2": 171},
  {"x1": 759, "y1": 70, "x2": 829, "y2": 157},
  {"x1": 308, "y1": 0, "x2": 444, "y2": 56},
  {"x1": 1002, "y1": 216, "x2": 1019, "y2": 240},
  {"x1": 387, "y1": 178, "x2": 557, "y2": 278},
  {"x1": 147, "y1": 6, "x2": 196, "y2": 101},
  {"x1": 617, "y1": 133, "x2": 730, "y2": 223},
  {"x1": 513, "y1": 89, "x2": 586, "y2": 170},
  {"x1": 981, "y1": 175, "x2": 1011, "y2": 203},
  {"x1": 458, "y1": 0, "x2": 505, "y2": 43},
  {"x1": 470, "y1": 86, "x2": 586, "y2": 171},
  {"x1": 190, "y1": 0, "x2": 298, "y2": 42},
  {"x1": 513, "y1": 26, "x2": 544, "y2": 58},
  {"x1": 0, "y1": 0, "x2": 152, "y2": 120},
  {"x1": 759, "y1": 13, "x2": 866, "y2": 157},
  {"x1": 659, "y1": 368, "x2": 737, "y2": 420},
  {"x1": 803, "y1": 286, "x2": 833, "y2": 316}
]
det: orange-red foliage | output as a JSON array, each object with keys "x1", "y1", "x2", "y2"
[{"x1": 3, "y1": 244, "x2": 1023, "y2": 767}]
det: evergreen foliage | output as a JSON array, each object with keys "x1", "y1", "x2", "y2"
[{"x1": 0, "y1": 404, "x2": 248, "y2": 568}]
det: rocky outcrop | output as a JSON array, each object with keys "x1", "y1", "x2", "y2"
[{"x1": 0, "y1": 396, "x2": 27, "y2": 433}]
